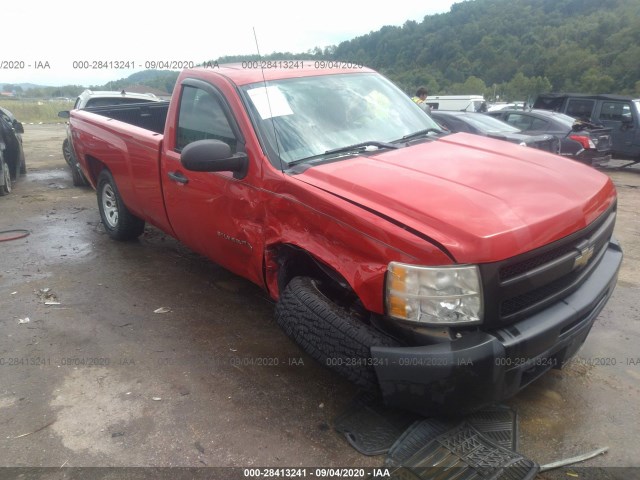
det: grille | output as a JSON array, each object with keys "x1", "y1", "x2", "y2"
[
  {"x1": 500, "y1": 243, "x2": 606, "y2": 317},
  {"x1": 481, "y1": 204, "x2": 616, "y2": 326}
]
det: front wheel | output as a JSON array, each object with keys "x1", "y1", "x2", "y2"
[
  {"x1": 275, "y1": 276, "x2": 399, "y2": 391},
  {"x1": 96, "y1": 169, "x2": 145, "y2": 240}
]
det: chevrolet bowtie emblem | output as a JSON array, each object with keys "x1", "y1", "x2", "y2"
[{"x1": 574, "y1": 245, "x2": 595, "y2": 270}]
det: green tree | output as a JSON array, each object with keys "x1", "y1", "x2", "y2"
[{"x1": 449, "y1": 76, "x2": 487, "y2": 95}]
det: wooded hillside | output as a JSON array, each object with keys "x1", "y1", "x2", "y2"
[{"x1": 331, "y1": 0, "x2": 640, "y2": 99}]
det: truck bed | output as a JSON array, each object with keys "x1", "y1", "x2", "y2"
[
  {"x1": 70, "y1": 107, "x2": 171, "y2": 234},
  {"x1": 85, "y1": 101, "x2": 170, "y2": 134}
]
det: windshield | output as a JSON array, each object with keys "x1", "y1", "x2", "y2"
[
  {"x1": 460, "y1": 114, "x2": 521, "y2": 133},
  {"x1": 240, "y1": 73, "x2": 441, "y2": 166}
]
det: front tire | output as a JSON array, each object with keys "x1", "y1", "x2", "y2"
[
  {"x1": 97, "y1": 169, "x2": 145, "y2": 240},
  {"x1": 275, "y1": 276, "x2": 399, "y2": 391}
]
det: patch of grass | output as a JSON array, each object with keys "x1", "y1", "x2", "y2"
[{"x1": 0, "y1": 99, "x2": 73, "y2": 123}]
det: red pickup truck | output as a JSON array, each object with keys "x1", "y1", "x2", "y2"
[{"x1": 70, "y1": 63, "x2": 622, "y2": 415}]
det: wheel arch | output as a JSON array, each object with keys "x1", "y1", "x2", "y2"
[
  {"x1": 84, "y1": 154, "x2": 107, "y2": 187},
  {"x1": 265, "y1": 243, "x2": 369, "y2": 308}
]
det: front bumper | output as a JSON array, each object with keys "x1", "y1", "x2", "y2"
[{"x1": 371, "y1": 239, "x2": 622, "y2": 416}]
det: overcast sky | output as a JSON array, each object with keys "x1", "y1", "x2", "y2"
[{"x1": 2, "y1": 0, "x2": 462, "y2": 87}]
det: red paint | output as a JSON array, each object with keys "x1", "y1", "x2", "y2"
[{"x1": 70, "y1": 66, "x2": 617, "y2": 315}]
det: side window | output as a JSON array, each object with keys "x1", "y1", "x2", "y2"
[
  {"x1": 176, "y1": 85, "x2": 237, "y2": 152},
  {"x1": 449, "y1": 117, "x2": 470, "y2": 133},
  {"x1": 600, "y1": 101, "x2": 631, "y2": 122},
  {"x1": 566, "y1": 99, "x2": 595, "y2": 119},
  {"x1": 530, "y1": 117, "x2": 549, "y2": 130},
  {"x1": 504, "y1": 113, "x2": 532, "y2": 130}
]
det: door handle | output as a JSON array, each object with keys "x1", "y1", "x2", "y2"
[{"x1": 168, "y1": 171, "x2": 189, "y2": 184}]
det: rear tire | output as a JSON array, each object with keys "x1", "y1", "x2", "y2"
[
  {"x1": 64, "y1": 140, "x2": 88, "y2": 186},
  {"x1": 71, "y1": 162, "x2": 89, "y2": 187},
  {"x1": 97, "y1": 169, "x2": 145, "y2": 240},
  {"x1": 18, "y1": 148, "x2": 26, "y2": 175},
  {"x1": 62, "y1": 139, "x2": 72, "y2": 163},
  {"x1": 275, "y1": 276, "x2": 399, "y2": 391}
]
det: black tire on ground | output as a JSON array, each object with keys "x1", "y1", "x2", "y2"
[
  {"x1": 8, "y1": 151, "x2": 19, "y2": 181},
  {"x1": 275, "y1": 276, "x2": 400, "y2": 391},
  {"x1": 71, "y1": 162, "x2": 89, "y2": 187},
  {"x1": 63, "y1": 140, "x2": 87, "y2": 186},
  {"x1": 18, "y1": 148, "x2": 26, "y2": 175},
  {"x1": 62, "y1": 139, "x2": 72, "y2": 163},
  {"x1": 0, "y1": 155, "x2": 11, "y2": 196},
  {"x1": 96, "y1": 169, "x2": 145, "y2": 240}
]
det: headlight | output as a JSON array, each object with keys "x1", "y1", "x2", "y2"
[{"x1": 386, "y1": 262, "x2": 483, "y2": 325}]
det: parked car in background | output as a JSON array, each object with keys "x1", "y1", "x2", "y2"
[
  {"x1": 425, "y1": 95, "x2": 487, "y2": 112},
  {"x1": 430, "y1": 110, "x2": 559, "y2": 153},
  {"x1": 487, "y1": 102, "x2": 525, "y2": 112},
  {"x1": 58, "y1": 90, "x2": 160, "y2": 185},
  {"x1": 533, "y1": 93, "x2": 640, "y2": 168},
  {"x1": 0, "y1": 106, "x2": 26, "y2": 196},
  {"x1": 487, "y1": 109, "x2": 613, "y2": 167}
]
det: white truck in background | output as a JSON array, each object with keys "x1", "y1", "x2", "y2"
[{"x1": 426, "y1": 95, "x2": 487, "y2": 112}]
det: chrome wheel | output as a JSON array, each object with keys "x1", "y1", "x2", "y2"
[{"x1": 101, "y1": 183, "x2": 119, "y2": 228}]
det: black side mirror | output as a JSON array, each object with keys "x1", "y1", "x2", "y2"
[
  {"x1": 181, "y1": 139, "x2": 248, "y2": 179},
  {"x1": 13, "y1": 122, "x2": 24, "y2": 134},
  {"x1": 58, "y1": 111, "x2": 70, "y2": 119}
]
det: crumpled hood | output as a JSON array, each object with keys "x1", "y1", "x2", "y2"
[{"x1": 293, "y1": 133, "x2": 616, "y2": 263}]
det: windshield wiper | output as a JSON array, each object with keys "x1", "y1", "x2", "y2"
[
  {"x1": 395, "y1": 128, "x2": 444, "y2": 143},
  {"x1": 324, "y1": 141, "x2": 400, "y2": 156},
  {"x1": 286, "y1": 141, "x2": 399, "y2": 169}
]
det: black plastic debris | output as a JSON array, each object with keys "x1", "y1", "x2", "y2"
[
  {"x1": 386, "y1": 422, "x2": 539, "y2": 480},
  {"x1": 335, "y1": 390, "x2": 519, "y2": 458},
  {"x1": 334, "y1": 392, "x2": 419, "y2": 455},
  {"x1": 465, "y1": 405, "x2": 519, "y2": 451}
]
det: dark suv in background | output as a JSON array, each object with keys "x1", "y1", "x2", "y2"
[{"x1": 534, "y1": 93, "x2": 640, "y2": 168}]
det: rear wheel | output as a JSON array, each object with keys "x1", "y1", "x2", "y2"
[
  {"x1": 275, "y1": 276, "x2": 399, "y2": 391},
  {"x1": 97, "y1": 169, "x2": 145, "y2": 240},
  {"x1": 62, "y1": 139, "x2": 72, "y2": 163},
  {"x1": 18, "y1": 148, "x2": 26, "y2": 175},
  {"x1": 71, "y1": 162, "x2": 89, "y2": 186},
  {"x1": 63, "y1": 140, "x2": 87, "y2": 186}
]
